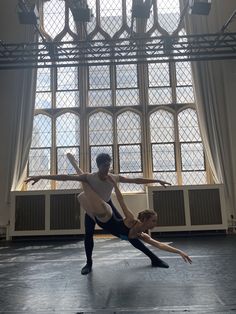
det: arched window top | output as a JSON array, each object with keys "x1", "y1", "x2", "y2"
[
  {"x1": 31, "y1": 114, "x2": 52, "y2": 148},
  {"x1": 42, "y1": 0, "x2": 65, "y2": 39},
  {"x1": 178, "y1": 108, "x2": 201, "y2": 142},
  {"x1": 150, "y1": 109, "x2": 174, "y2": 143},
  {"x1": 117, "y1": 110, "x2": 141, "y2": 144},
  {"x1": 56, "y1": 112, "x2": 80, "y2": 146},
  {"x1": 157, "y1": 0, "x2": 181, "y2": 34},
  {"x1": 89, "y1": 111, "x2": 113, "y2": 145}
]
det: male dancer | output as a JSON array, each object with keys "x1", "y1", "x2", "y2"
[{"x1": 67, "y1": 153, "x2": 171, "y2": 275}]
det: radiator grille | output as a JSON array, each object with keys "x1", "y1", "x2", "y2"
[
  {"x1": 15, "y1": 195, "x2": 45, "y2": 231},
  {"x1": 50, "y1": 194, "x2": 81, "y2": 230},
  {"x1": 189, "y1": 189, "x2": 222, "y2": 225},
  {"x1": 153, "y1": 190, "x2": 185, "y2": 226}
]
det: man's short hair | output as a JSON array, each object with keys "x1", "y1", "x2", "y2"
[{"x1": 96, "y1": 153, "x2": 112, "y2": 167}]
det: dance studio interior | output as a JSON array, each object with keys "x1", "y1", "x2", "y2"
[{"x1": 0, "y1": 0, "x2": 236, "y2": 313}]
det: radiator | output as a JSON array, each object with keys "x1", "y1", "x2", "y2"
[
  {"x1": 10, "y1": 190, "x2": 84, "y2": 237},
  {"x1": 147, "y1": 184, "x2": 227, "y2": 232}
]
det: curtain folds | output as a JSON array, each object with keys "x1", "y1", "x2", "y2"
[
  {"x1": 0, "y1": 0, "x2": 37, "y2": 225},
  {"x1": 181, "y1": 0, "x2": 236, "y2": 215}
]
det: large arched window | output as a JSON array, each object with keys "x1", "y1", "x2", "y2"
[
  {"x1": 178, "y1": 109, "x2": 206, "y2": 184},
  {"x1": 150, "y1": 110, "x2": 176, "y2": 184},
  {"x1": 117, "y1": 110, "x2": 143, "y2": 192},
  {"x1": 28, "y1": 0, "x2": 208, "y2": 191},
  {"x1": 89, "y1": 111, "x2": 113, "y2": 172}
]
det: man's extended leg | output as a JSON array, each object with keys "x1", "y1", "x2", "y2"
[
  {"x1": 107, "y1": 199, "x2": 169, "y2": 268},
  {"x1": 81, "y1": 213, "x2": 95, "y2": 275}
]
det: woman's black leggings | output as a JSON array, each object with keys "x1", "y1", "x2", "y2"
[{"x1": 84, "y1": 199, "x2": 160, "y2": 265}]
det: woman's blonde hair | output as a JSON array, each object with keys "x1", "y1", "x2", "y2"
[{"x1": 137, "y1": 209, "x2": 157, "y2": 222}]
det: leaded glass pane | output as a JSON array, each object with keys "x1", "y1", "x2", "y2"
[
  {"x1": 28, "y1": 148, "x2": 51, "y2": 190},
  {"x1": 89, "y1": 112, "x2": 113, "y2": 145},
  {"x1": 88, "y1": 90, "x2": 112, "y2": 107},
  {"x1": 36, "y1": 68, "x2": 51, "y2": 92},
  {"x1": 119, "y1": 145, "x2": 142, "y2": 173},
  {"x1": 43, "y1": 0, "x2": 65, "y2": 39},
  {"x1": 90, "y1": 146, "x2": 113, "y2": 173},
  {"x1": 116, "y1": 64, "x2": 137, "y2": 88},
  {"x1": 153, "y1": 172, "x2": 177, "y2": 185},
  {"x1": 152, "y1": 144, "x2": 176, "y2": 171},
  {"x1": 57, "y1": 67, "x2": 78, "y2": 90},
  {"x1": 116, "y1": 89, "x2": 139, "y2": 106},
  {"x1": 100, "y1": 0, "x2": 122, "y2": 36},
  {"x1": 56, "y1": 91, "x2": 79, "y2": 108},
  {"x1": 176, "y1": 86, "x2": 194, "y2": 103},
  {"x1": 86, "y1": 0, "x2": 96, "y2": 34},
  {"x1": 181, "y1": 143, "x2": 205, "y2": 171},
  {"x1": 31, "y1": 115, "x2": 51, "y2": 148},
  {"x1": 176, "y1": 62, "x2": 193, "y2": 86},
  {"x1": 150, "y1": 110, "x2": 174, "y2": 143},
  {"x1": 56, "y1": 147, "x2": 81, "y2": 190},
  {"x1": 178, "y1": 109, "x2": 201, "y2": 142},
  {"x1": 56, "y1": 113, "x2": 80, "y2": 147},
  {"x1": 148, "y1": 63, "x2": 170, "y2": 87},
  {"x1": 182, "y1": 171, "x2": 207, "y2": 185},
  {"x1": 119, "y1": 173, "x2": 144, "y2": 193},
  {"x1": 117, "y1": 111, "x2": 141, "y2": 144},
  {"x1": 157, "y1": 0, "x2": 180, "y2": 34},
  {"x1": 149, "y1": 87, "x2": 172, "y2": 105},
  {"x1": 89, "y1": 66, "x2": 111, "y2": 89},
  {"x1": 35, "y1": 92, "x2": 51, "y2": 109}
]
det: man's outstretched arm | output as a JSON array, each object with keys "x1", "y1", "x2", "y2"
[{"x1": 119, "y1": 176, "x2": 171, "y2": 187}]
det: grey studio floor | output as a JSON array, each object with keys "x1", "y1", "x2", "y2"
[{"x1": 0, "y1": 234, "x2": 236, "y2": 314}]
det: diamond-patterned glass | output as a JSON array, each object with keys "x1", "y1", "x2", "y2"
[
  {"x1": 68, "y1": 8, "x2": 77, "y2": 34},
  {"x1": 119, "y1": 145, "x2": 142, "y2": 173},
  {"x1": 157, "y1": 0, "x2": 180, "y2": 34},
  {"x1": 86, "y1": 0, "x2": 97, "y2": 34},
  {"x1": 116, "y1": 89, "x2": 139, "y2": 106},
  {"x1": 35, "y1": 92, "x2": 51, "y2": 109},
  {"x1": 31, "y1": 114, "x2": 51, "y2": 148},
  {"x1": 57, "y1": 67, "x2": 78, "y2": 90},
  {"x1": 153, "y1": 172, "x2": 177, "y2": 185},
  {"x1": 148, "y1": 63, "x2": 170, "y2": 87},
  {"x1": 176, "y1": 87, "x2": 194, "y2": 104},
  {"x1": 117, "y1": 111, "x2": 141, "y2": 144},
  {"x1": 181, "y1": 143, "x2": 205, "y2": 171},
  {"x1": 176, "y1": 62, "x2": 193, "y2": 86},
  {"x1": 89, "y1": 66, "x2": 111, "y2": 89},
  {"x1": 43, "y1": 0, "x2": 65, "y2": 39},
  {"x1": 178, "y1": 109, "x2": 201, "y2": 142},
  {"x1": 90, "y1": 146, "x2": 113, "y2": 173},
  {"x1": 152, "y1": 144, "x2": 176, "y2": 171},
  {"x1": 182, "y1": 171, "x2": 207, "y2": 185},
  {"x1": 28, "y1": 148, "x2": 51, "y2": 190},
  {"x1": 56, "y1": 113, "x2": 80, "y2": 147},
  {"x1": 56, "y1": 91, "x2": 79, "y2": 108},
  {"x1": 116, "y1": 64, "x2": 137, "y2": 88},
  {"x1": 88, "y1": 90, "x2": 112, "y2": 107},
  {"x1": 150, "y1": 110, "x2": 174, "y2": 143},
  {"x1": 148, "y1": 87, "x2": 172, "y2": 105},
  {"x1": 100, "y1": 0, "x2": 122, "y2": 36},
  {"x1": 119, "y1": 173, "x2": 145, "y2": 193},
  {"x1": 56, "y1": 147, "x2": 81, "y2": 190},
  {"x1": 36, "y1": 68, "x2": 51, "y2": 92},
  {"x1": 89, "y1": 112, "x2": 113, "y2": 145}
]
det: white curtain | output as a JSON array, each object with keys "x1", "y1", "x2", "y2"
[
  {"x1": 0, "y1": 0, "x2": 37, "y2": 224},
  {"x1": 181, "y1": 0, "x2": 236, "y2": 215}
]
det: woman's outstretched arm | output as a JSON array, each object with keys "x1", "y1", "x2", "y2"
[
  {"x1": 25, "y1": 174, "x2": 87, "y2": 185},
  {"x1": 139, "y1": 233, "x2": 192, "y2": 264}
]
